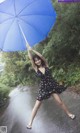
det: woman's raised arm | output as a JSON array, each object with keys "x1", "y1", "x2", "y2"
[{"x1": 26, "y1": 44, "x2": 37, "y2": 71}]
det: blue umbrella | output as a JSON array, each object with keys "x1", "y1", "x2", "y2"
[{"x1": 0, "y1": 0, "x2": 56, "y2": 52}]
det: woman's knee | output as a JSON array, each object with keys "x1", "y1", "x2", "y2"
[
  {"x1": 57, "y1": 100, "x2": 63, "y2": 106},
  {"x1": 35, "y1": 100, "x2": 42, "y2": 108},
  {"x1": 52, "y1": 93, "x2": 63, "y2": 106}
]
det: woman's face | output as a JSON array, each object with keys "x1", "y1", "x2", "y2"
[{"x1": 34, "y1": 57, "x2": 42, "y2": 66}]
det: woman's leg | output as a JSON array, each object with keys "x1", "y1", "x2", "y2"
[
  {"x1": 27, "y1": 100, "x2": 42, "y2": 128},
  {"x1": 52, "y1": 93, "x2": 75, "y2": 118}
]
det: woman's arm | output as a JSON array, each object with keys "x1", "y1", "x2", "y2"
[
  {"x1": 32, "y1": 49, "x2": 49, "y2": 67},
  {"x1": 26, "y1": 44, "x2": 37, "y2": 71},
  {"x1": 28, "y1": 49, "x2": 37, "y2": 71}
]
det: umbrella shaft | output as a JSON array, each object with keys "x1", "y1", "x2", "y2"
[{"x1": 18, "y1": 23, "x2": 29, "y2": 47}]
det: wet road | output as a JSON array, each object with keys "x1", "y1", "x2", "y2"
[{"x1": 0, "y1": 86, "x2": 80, "y2": 133}]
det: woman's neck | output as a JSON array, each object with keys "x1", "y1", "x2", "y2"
[{"x1": 37, "y1": 65, "x2": 45, "y2": 68}]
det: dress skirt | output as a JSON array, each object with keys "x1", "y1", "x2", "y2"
[{"x1": 36, "y1": 67, "x2": 67, "y2": 101}]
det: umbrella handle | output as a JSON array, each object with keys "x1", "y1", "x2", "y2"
[{"x1": 18, "y1": 23, "x2": 31, "y2": 49}]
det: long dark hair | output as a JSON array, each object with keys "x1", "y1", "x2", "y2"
[{"x1": 32, "y1": 54, "x2": 46, "y2": 68}]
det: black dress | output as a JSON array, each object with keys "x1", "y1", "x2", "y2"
[{"x1": 36, "y1": 67, "x2": 67, "y2": 101}]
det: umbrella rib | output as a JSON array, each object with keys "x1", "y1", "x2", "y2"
[
  {"x1": 17, "y1": 0, "x2": 37, "y2": 16},
  {"x1": 13, "y1": 0, "x2": 16, "y2": 16},
  {"x1": 2, "y1": 20, "x2": 15, "y2": 50},
  {"x1": 0, "y1": 11, "x2": 14, "y2": 16},
  {"x1": 20, "y1": 14, "x2": 55, "y2": 17},
  {"x1": 19, "y1": 18, "x2": 46, "y2": 38},
  {"x1": 0, "y1": 17, "x2": 14, "y2": 24}
]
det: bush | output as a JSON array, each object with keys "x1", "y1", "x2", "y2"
[
  {"x1": 65, "y1": 65, "x2": 80, "y2": 86},
  {"x1": 0, "y1": 72, "x2": 18, "y2": 87},
  {"x1": 51, "y1": 65, "x2": 80, "y2": 87},
  {"x1": 0, "y1": 83, "x2": 11, "y2": 108}
]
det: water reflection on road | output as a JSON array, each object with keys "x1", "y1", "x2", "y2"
[{"x1": 0, "y1": 86, "x2": 80, "y2": 133}]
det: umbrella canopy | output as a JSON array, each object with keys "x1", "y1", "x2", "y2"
[
  {"x1": 0, "y1": 0, "x2": 6, "y2": 3},
  {"x1": 0, "y1": 0, "x2": 56, "y2": 52}
]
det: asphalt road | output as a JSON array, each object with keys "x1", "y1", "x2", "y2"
[{"x1": 0, "y1": 86, "x2": 80, "y2": 133}]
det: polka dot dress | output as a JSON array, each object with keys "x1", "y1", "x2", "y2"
[{"x1": 36, "y1": 67, "x2": 67, "y2": 101}]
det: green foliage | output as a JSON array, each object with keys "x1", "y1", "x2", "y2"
[
  {"x1": 51, "y1": 65, "x2": 80, "y2": 86},
  {"x1": 65, "y1": 65, "x2": 80, "y2": 86},
  {"x1": 0, "y1": 83, "x2": 11, "y2": 107},
  {"x1": 0, "y1": 51, "x2": 38, "y2": 86},
  {"x1": 0, "y1": 72, "x2": 17, "y2": 86}
]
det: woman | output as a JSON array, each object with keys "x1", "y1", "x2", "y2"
[{"x1": 26, "y1": 44, "x2": 76, "y2": 129}]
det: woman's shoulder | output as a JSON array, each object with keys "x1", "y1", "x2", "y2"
[{"x1": 45, "y1": 66, "x2": 50, "y2": 69}]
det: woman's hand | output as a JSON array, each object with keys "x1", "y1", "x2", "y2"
[
  {"x1": 26, "y1": 43, "x2": 32, "y2": 51},
  {"x1": 28, "y1": 46, "x2": 32, "y2": 51}
]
